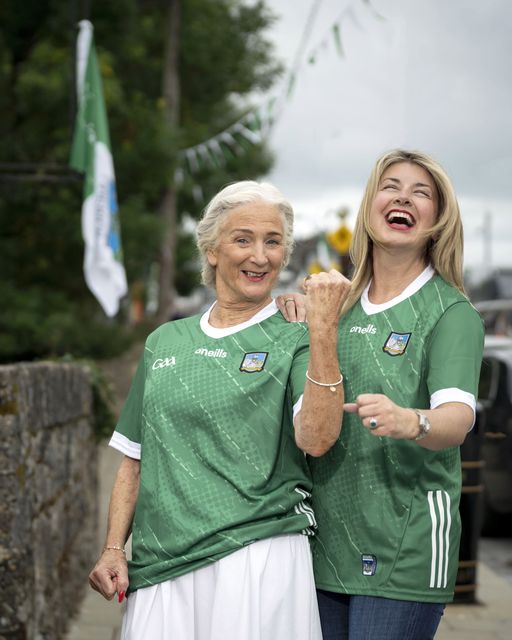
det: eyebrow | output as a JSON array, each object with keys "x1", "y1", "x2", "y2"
[
  {"x1": 228, "y1": 228, "x2": 283, "y2": 236},
  {"x1": 381, "y1": 177, "x2": 433, "y2": 190}
]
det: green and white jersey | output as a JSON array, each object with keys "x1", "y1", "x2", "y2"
[
  {"x1": 310, "y1": 267, "x2": 484, "y2": 603},
  {"x1": 110, "y1": 301, "x2": 315, "y2": 593}
]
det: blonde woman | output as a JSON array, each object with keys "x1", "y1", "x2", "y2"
[{"x1": 280, "y1": 150, "x2": 484, "y2": 639}]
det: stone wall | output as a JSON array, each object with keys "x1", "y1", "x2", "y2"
[{"x1": 0, "y1": 363, "x2": 98, "y2": 640}]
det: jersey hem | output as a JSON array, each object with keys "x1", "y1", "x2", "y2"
[
  {"x1": 128, "y1": 530, "x2": 313, "y2": 594},
  {"x1": 314, "y1": 582, "x2": 454, "y2": 604}
]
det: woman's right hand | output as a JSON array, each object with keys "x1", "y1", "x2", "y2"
[{"x1": 89, "y1": 548, "x2": 129, "y2": 603}]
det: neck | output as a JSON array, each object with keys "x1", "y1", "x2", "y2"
[
  {"x1": 368, "y1": 249, "x2": 429, "y2": 304},
  {"x1": 208, "y1": 297, "x2": 272, "y2": 328}
]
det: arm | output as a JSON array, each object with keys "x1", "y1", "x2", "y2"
[
  {"x1": 345, "y1": 396, "x2": 473, "y2": 451},
  {"x1": 294, "y1": 270, "x2": 351, "y2": 456},
  {"x1": 89, "y1": 455, "x2": 140, "y2": 601}
]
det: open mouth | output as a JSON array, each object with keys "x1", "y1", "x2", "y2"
[
  {"x1": 385, "y1": 210, "x2": 415, "y2": 229},
  {"x1": 242, "y1": 270, "x2": 267, "y2": 282}
]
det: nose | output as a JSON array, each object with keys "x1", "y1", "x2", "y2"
[
  {"x1": 250, "y1": 242, "x2": 269, "y2": 265},
  {"x1": 393, "y1": 193, "x2": 411, "y2": 205}
]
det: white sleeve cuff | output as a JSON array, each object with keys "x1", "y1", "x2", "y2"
[
  {"x1": 109, "y1": 431, "x2": 141, "y2": 459},
  {"x1": 430, "y1": 388, "x2": 477, "y2": 430}
]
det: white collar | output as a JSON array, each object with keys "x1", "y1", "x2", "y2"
[
  {"x1": 200, "y1": 300, "x2": 278, "y2": 338},
  {"x1": 361, "y1": 265, "x2": 435, "y2": 315}
]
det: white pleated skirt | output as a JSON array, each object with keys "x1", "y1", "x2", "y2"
[{"x1": 120, "y1": 533, "x2": 322, "y2": 640}]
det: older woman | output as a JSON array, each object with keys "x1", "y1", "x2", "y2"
[
  {"x1": 281, "y1": 149, "x2": 484, "y2": 639},
  {"x1": 89, "y1": 180, "x2": 351, "y2": 640}
]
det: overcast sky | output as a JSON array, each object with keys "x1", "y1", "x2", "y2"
[{"x1": 260, "y1": 0, "x2": 512, "y2": 273}]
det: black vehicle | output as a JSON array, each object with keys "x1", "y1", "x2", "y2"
[{"x1": 477, "y1": 334, "x2": 512, "y2": 535}]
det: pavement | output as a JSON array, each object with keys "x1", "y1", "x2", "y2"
[{"x1": 65, "y1": 445, "x2": 512, "y2": 640}]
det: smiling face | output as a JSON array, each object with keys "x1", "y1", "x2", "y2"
[
  {"x1": 207, "y1": 201, "x2": 285, "y2": 306},
  {"x1": 369, "y1": 161, "x2": 439, "y2": 256}
]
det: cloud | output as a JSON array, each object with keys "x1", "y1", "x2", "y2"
[{"x1": 264, "y1": 0, "x2": 512, "y2": 268}]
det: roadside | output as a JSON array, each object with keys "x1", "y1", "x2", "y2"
[{"x1": 65, "y1": 342, "x2": 512, "y2": 639}]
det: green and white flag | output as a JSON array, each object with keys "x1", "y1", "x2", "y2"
[{"x1": 70, "y1": 20, "x2": 127, "y2": 317}]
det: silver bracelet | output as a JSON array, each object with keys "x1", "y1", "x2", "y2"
[{"x1": 305, "y1": 370, "x2": 344, "y2": 393}]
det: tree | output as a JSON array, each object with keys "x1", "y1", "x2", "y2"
[{"x1": 0, "y1": 0, "x2": 282, "y2": 361}]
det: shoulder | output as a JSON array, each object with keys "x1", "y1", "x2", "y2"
[
  {"x1": 146, "y1": 314, "x2": 201, "y2": 348},
  {"x1": 429, "y1": 276, "x2": 480, "y2": 317},
  {"x1": 262, "y1": 312, "x2": 309, "y2": 340},
  {"x1": 426, "y1": 278, "x2": 484, "y2": 345}
]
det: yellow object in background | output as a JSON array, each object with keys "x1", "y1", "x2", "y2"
[{"x1": 326, "y1": 224, "x2": 352, "y2": 255}]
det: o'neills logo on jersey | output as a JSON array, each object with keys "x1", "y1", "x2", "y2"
[
  {"x1": 152, "y1": 356, "x2": 176, "y2": 369},
  {"x1": 350, "y1": 323, "x2": 377, "y2": 335},
  {"x1": 194, "y1": 348, "x2": 228, "y2": 358}
]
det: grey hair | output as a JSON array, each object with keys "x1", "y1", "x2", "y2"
[{"x1": 196, "y1": 180, "x2": 295, "y2": 289}]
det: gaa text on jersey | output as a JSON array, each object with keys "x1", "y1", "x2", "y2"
[
  {"x1": 194, "y1": 348, "x2": 228, "y2": 358},
  {"x1": 152, "y1": 356, "x2": 176, "y2": 370},
  {"x1": 350, "y1": 323, "x2": 377, "y2": 335}
]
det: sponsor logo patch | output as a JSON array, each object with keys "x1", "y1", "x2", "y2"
[
  {"x1": 240, "y1": 352, "x2": 268, "y2": 373},
  {"x1": 383, "y1": 331, "x2": 411, "y2": 356},
  {"x1": 361, "y1": 554, "x2": 377, "y2": 576}
]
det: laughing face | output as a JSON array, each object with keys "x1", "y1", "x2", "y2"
[
  {"x1": 207, "y1": 201, "x2": 285, "y2": 306},
  {"x1": 369, "y1": 161, "x2": 439, "y2": 255}
]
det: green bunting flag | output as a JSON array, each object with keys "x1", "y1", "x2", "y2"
[{"x1": 332, "y1": 23, "x2": 344, "y2": 57}]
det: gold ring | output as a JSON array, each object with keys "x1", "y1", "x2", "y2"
[{"x1": 284, "y1": 298, "x2": 294, "y2": 304}]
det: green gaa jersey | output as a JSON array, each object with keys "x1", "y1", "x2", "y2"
[
  {"x1": 310, "y1": 267, "x2": 484, "y2": 603},
  {"x1": 110, "y1": 301, "x2": 315, "y2": 593}
]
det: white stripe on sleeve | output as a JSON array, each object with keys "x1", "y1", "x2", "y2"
[{"x1": 109, "y1": 431, "x2": 141, "y2": 459}]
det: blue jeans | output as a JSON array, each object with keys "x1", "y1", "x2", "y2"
[{"x1": 317, "y1": 589, "x2": 445, "y2": 640}]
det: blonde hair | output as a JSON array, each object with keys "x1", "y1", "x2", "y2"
[
  {"x1": 196, "y1": 180, "x2": 294, "y2": 289},
  {"x1": 345, "y1": 149, "x2": 466, "y2": 312}
]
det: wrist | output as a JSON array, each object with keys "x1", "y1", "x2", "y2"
[
  {"x1": 103, "y1": 544, "x2": 126, "y2": 555},
  {"x1": 308, "y1": 324, "x2": 339, "y2": 338},
  {"x1": 410, "y1": 409, "x2": 432, "y2": 441}
]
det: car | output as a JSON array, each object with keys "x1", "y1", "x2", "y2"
[
  {"x1": 477, "y1": 334, "x2": 512, "y2": 535},
  {"x1": 475, "y1": 298, "x2": 512, "y2": 336}
]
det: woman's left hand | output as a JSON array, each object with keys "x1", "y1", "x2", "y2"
[{"x1": 344, "y1": 394, "x2": 418, "y2": 440}]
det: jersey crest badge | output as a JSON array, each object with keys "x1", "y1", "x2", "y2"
[
  {"x1": 383, "y1": 331, "x2": 411, "y2": 356},
  {"x1": 240, "y1": 352, "x2": 268, "y2": 373},
  {"x1": 361, "y1": 554, "x2": 377, "y2": 576}
]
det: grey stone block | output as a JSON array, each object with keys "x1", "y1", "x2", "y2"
[{"x1": 0, "y1": 363, "x2": 98, "y2": 640}]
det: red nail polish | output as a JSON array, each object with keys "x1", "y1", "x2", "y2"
[{"x1": 118, "y1": 591, "x2": 125, "y2": 603}]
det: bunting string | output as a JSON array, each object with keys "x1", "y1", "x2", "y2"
[{"x1": 176, "y1": 0, "x2": 385, "y2": 184}]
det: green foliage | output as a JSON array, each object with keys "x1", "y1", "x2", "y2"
[{"x1": 0, "y1": 0, "x2": 282, "y2": 362}]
